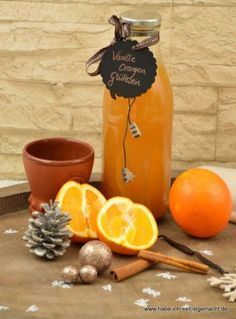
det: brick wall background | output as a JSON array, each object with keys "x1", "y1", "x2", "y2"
[{"x1": 0, "y1": 0, "x2": 235, "y2": 179}]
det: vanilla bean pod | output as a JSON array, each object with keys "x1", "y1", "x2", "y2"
[{"x1": 158, "y1": 234, "x2": 227, "y2": 274}]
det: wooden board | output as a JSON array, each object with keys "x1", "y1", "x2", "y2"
[
  {"x1": 0, "y1": 183, "x2": 29, "y2": 216},
  {"x1": 0, "y1": 209, "x2": 236, "y2": 319},
  {"x1": 0, "y1": 173, "x2": 101, "y2": 216}
]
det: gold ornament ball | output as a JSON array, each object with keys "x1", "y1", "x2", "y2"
[
  {"x1": 79, "y1": 265, "x2": 97, "y2": 284},
  {"x1": 61, "y1": 265, "x2": 79, "y2": 283},
  {"x1": 78, "y1": 240, "x2": 112, "y2": 274}
]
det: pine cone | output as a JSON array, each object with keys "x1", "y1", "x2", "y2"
[{"x1": 23, "y1": 201, "x2": 71, "y2": 260}]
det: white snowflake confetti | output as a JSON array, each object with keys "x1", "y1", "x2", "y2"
[
  {"x1": 199, "y1": 250, "x2": 213, "y2": 256},
  {"x1": 26, "y1": 305, "x2": 39, "y2": 313},
  {"x1": 134, "y1": 299, "x2": 149, "y2": 308},
  {"x1": 0, "y1": 305, "x2": 9, "y2": 311},
  {"x1": 176, "y1": 296, "x2": 192, "y2": 302},
  {"x1": 181, "y1": 304, "x2": 191, "y2": 309},
  {"x1": 4, "y1": 229, "x2": 18, "y2": 234},
  {"x1": 102, "y1": 284, "x2": 112, "y2": 292},
  {"x1": 51, "y1": 280, "x2": 73, "y2": 289},
  {"x1": 155, "y1": 272, "x2": 177, "y2": 280},
  {"x1": 142, "y1": 287, "x2": 161, "y2": 298}
]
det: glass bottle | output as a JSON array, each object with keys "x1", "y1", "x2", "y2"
[{"x1": 101, "y1": 10, "x2": 173, "y2": 220}]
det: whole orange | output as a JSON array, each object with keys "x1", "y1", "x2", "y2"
[{"x1": 169, "y1": 168, "x2": 232, "y2": 238}]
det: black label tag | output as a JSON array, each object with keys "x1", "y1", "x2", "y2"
[{"x1": 100, "y1": 40, "x2": 157, "y2": 99}]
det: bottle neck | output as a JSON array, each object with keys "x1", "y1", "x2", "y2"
[
  {"x1": 129, "y1": 26, "x2": 160, "y2": 37},
  {"x1": 129, "y1": 30, "x2": 163, "y2": 65}
]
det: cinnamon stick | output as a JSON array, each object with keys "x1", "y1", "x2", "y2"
[
  {"x1": 110, "y1": 250, "x2": 209, "y2": 282},
  {"x1": 138, "y1": 250, "x2": 209, "y2": 274},
  {"x1": 110, "y1": 259, "x2": 156, "y2": 282},
  {"x1": 158, "y1": 251, "x2": 209, "y2": 272}
]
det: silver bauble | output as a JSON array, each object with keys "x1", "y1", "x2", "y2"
[
  {"x1": 79, "y1": 265, "x2": 97, "y2": 284},
  {"x1": 78, "y1": 240, "x2": 112, "y2": 274},
  {"x1": 61, "y1": 265, "x2": 79, "y2": 283}
]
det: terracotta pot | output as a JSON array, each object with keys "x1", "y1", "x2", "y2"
[{"x1": 23, "y1": 137, "x2": 94, "y2": 212}]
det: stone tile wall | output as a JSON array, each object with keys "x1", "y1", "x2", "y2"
[{"x1": 0, "y1": 0, "x2": 235, "y2": 179}]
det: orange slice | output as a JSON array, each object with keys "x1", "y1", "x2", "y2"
[
  {"x1": 56, "y1": 181, "x2": 106, "y2": 242},
  {"x1": 97, "y1": 197, "x2": 158, "y2": 255}
]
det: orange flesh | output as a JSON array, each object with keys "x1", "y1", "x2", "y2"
[
  {"x1": 100, "y1": 203, "x2": 156, "y2": 246},
  {"x1": 127, "y1": 207, "x2": 154, "y2": 246},
  {"x1": 56, "y1": 183, "x2": 106, "y2": 240},
  {"x1": 85, "y1": 188, "x2": 104, "y2": 234},
  {"x1": 61, "y1": 186, "x2": 87, "y2": 234},
  {"x1": 101, "y1": 203, "x2": 129, "y2": 238}
]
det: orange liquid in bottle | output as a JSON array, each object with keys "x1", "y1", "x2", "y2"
[{"x1": 102, "y1": 56, "x2": 173, "y2": 219}]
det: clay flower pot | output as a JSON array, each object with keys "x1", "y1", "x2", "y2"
[{"x1": 23, "y1": 137, "x2": 94, "y2": 212}]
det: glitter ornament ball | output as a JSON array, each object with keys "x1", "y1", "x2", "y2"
[
  {"x1": 78, "y1": 240, "x2": 112, "y2": 274},
  {"x1": 61, "y1": 265, "x2": 79, "y2": 283},
  {"x1": 79, "y1": 265, "x2": 97, "y2": 284}
]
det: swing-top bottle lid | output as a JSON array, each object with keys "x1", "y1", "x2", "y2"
[{"x1": 120, "y1": 9, "x2": 161, "y2": 30}]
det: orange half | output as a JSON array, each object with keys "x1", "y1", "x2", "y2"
[
  {"x1": 97, "y1": 197, "x2": 158, "y2": 255},
  {"x1": 56, "y1": 181, "x2": 106, "y2": 242}
]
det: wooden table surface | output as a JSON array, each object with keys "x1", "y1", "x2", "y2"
[{"x1": 0, "y1": 210, "x2": 235, "y2": 319}]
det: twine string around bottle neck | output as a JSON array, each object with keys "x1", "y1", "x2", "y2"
[{"x1": 85, "y1": 15, "x2": 160, "y2": 77}]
